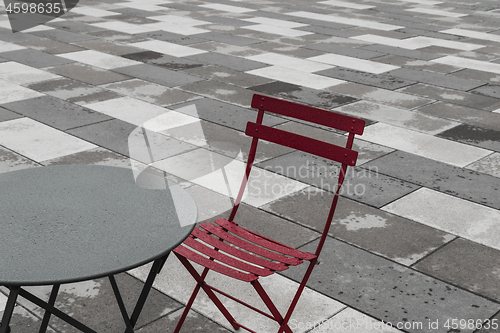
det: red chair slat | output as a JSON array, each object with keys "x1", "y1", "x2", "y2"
[
  {"x1": 251, "y1": 94, "x2": 365, "y2": 135},
  {"x1": 183, "y1": 236, "x2": 274, "y2": 277},
  {"x1": 174, "y1": 245, "x2": 258, "y2": 282},
  {"x1": 201, "y1": 223, "x2": 302, "y2": 266},
  {"x1": 191, "y1": 228, "x2": 289, "y2": 271},
  {"x1": 245, "y1": 122, "x2": 358, "y2": 166},
  {"x1": 216, "y1": 219, "x2": 316, "y2": 261}
]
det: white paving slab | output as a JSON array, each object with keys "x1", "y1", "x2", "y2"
[
  {"x1": 318, "y1": 0, "x2": 375, "y2": 10},
  {"x1": 308, "y1": 54, "x2": 399, "y2": 74},
  {"x1": 129, "y1": 40, "x2": 207, "y2": 57},
  {"x1": 0, "y1": 79, "x2": 44, "y2": 103},
  {"x1": 246, "y1": 53, "x2": 333, "y2": 73},
  {"x1": 143, "y1": 22, "x2": 210, "y2": 35},
  {"x1": 405, "y1": 7, "x2": 468, "y2": 18},
  {"x1": 91, "y1": 21, "x2": 158, "y2": 34},
  {"x1": 441, "y1": 28, "x2": 500, "y2": 43},
  {"x1": 351, "y1": 34, "x2": 484, "y2": 51},
  {"x1": 310, "y1": 308, "x2": 403, "y2": 332},
  {"x1": 128, "y1": 254, "x2": 345, "y2": 333},
  {"x1": 152, "y1": 148, "x2": 308, "y2": 207},
  {"x1": 242, "y1": 16, "x2": 308, "y2": 29},
  {"x1": 242, "y1": 24, "x2": 313, "y2": 37},
  {"x1": 382, "y1": 188, "x2": 500, "y2": 250},
  {"x1": 431, "y1": 55, "x2": 500, "y2": 74},
  {"x1": 466, "y1": 152, "x2": 500, "y2": 178},
  {"x1": 0, "y1": 62, "x2": 60, "y2": 85},
  {"x1": 333, "y1": 101, "x2": 460, "y2": 135},
  {"x1": 58, "y1": 50, "x2": 142, "y2": 69},
  {"x1": 246, "y1": 66, "x2": 345, "y2": 90},
  {"x1": 199, "y1": 3, "x2": 255, "y2": 13},
  {"x1": 85, "y1": 97, "x2": 169, "y2": 126},
  {"x1": 0, "y1": 40, "x2": 25, "y2": 52},
  {"x1": 146, "y1": 14, "x2": 209, "y2": 26},
  {"x1": 360, "y1": 122, "x2": 492, "y2": 167},
  {"x1": 0, "y1": 118, "x2": 96, "y2": 162},
  {"x1": 115, "y1": 2, "x2": 169, "y2": 12},
  {"x1": 287, "y1": 11, "x2": 404, "y2": 31},
  {"x1": 70, "y1": 6, "x2": 118, "y2": 17}
]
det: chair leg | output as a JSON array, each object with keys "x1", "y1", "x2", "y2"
[
  {"x1": 174, "y1": 253, "x2": 240, "y2": 331},
  {"x1": 277, "y1": 260, "x2": 317, "y2": 333},
  {"x1": 251, "y1": 281, "x2": 293, "y2": 333}
]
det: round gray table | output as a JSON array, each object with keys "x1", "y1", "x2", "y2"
[{"x1": 0, "y1": 165, "x2": 197, "y2": 333}]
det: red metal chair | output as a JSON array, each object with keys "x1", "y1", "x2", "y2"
[{"x1": 172, "y1": 93, "x2": 365, "y2": 333}]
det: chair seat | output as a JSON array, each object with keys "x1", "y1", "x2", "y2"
[{"x1": 173, "y1": 218, "x2": 317, "y2": 282}]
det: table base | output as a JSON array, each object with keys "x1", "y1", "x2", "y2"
[{"x1": 1, "y1": 255, "x2": 168, "y2": 333}]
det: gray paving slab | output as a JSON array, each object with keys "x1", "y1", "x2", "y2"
[
  {"x1": 183, "y1": 65, "x2": 273, "y2": 88},
  {"x1": 304, "y1": 43, "x2": 385, "y2": 59},
  {"x1": 366, "y1": 151, "x2": 500, "y2": 210},
  {"x1": 86, "y1": 29, "x2": 148, "y2": 43},
  {"x1": 185, "y1": 52, "x2": 268, "y2": 72},
  {"x1": 112, "y1": 64, "x2": 205, "y2": 87},
  {"x1": 46, "y1": 20, "x2": 105, "y2": 34},
  {"x1": 73, "y1": 39, "x2": 145, "y2": 55},
  {"x1": 136, "y1": 308, "x2": 231, "y2": 333},
  {"x1": 472, "y1": 84, "x2": 500, "y2": 99},
  {"x1": 414, "y1": 102, "x2": 500, "y2": 131},
  {"x1": 42, "y1": 147, "x2": 129, "y2": 167},
  {"x1": 360, "y1": 44, "x2": 444, "y2": 61},
  {"x1": 373, "y1": 55, "x2": 458, "y2": 74},
  {"x1": 65, "y1": 119, "x2": 138, "y2": 156},
  {"x1": 102, "y1": 79, "x2": 201, "y2": 106},
  {"x1": 19, "y1": 273, "x2": 183, "y2": 333},
  {"x1": 121, "y1": 51, "x2": 204, "y2": 70},
  {"x1": 0, "y1": 145, "x2": 40, "y2": 173},
  {"x1": 414, "y1": 238, "x2": 500, "y2": 303},
  {"x1": 0, "y1": 107, "x2": 22, "y2": 122},
  {"x1": 262, "y1": 191, "x2": 454, "y2": 266},
  {"x1": 317, "y1": 67, "x2": 416, "y2": 90},
  {"x1": 0, "y1": 30, "x2": 40, "y2": 42},
  {"x1": 386, "y1": 68, "x2": 486, "y2": 91},
  {"x1": 171, "y1": 98, "x2": 287, "y2": 132},
  {"x1": 107, "y1": 7, "x2": 164, "y2": 18},
  {"x1": 29, "y1": 28, "x2": 99, "y2": 43},
  {"x1": 256, "y1": 151, "x2": 420, "y2": 208},
  {"x1": 163, "y1": 118, "x2": 294, "y2": 163},
  {"x1": 328, "y1": 82, "x2": 433, "y2": 109},
  {"x1": 179, "y1": 79, "x2": 256, "y2": 107},
  {"x1": 251, "y1": 42, "x2": 324, "y2": 58},
  {"x1": 135, "y1": 31, "x2": 207, "y2": 45},
  {"x1": 297, "y1": 25, "x2": 360, "y2": 37},
  {"x1": 194, "y1": 31, "x2": 263, "y2": 46},
  {"x1": 437, "y1": 124, "x2": 500, "y2": 153},
  {"x1": 204, "y1": 203, "x2": 320, "y2": 249},
  {"x1": 399, "y1": 83, "x2": 500, "y2": 112},
  {"x1": 201, "y1": 15, "x2": 251, "y2": 27},
  {"x1": 474, "y1": 312, "x2": 500, "y2": 333},
  {"x1": 26, "y1": 77, "x2": 120, "y2": 104},
  {"x1": 452, "y1": 68, "x2": 500, "y2": 84},
  {"x1": 47, "y1": 63, "x2": 130, "y2": 85},
  {"x1": 249, "y1": 81, "x2": 359, "y2": 110},
  {"x1": 1, "y1": 95, "x2": 112, "y2": 131},
  {"x1": 106, "y1": 14, "x2": 159, "y2": 25},
  {"x1": 17, "y1": 38, "x2": 85, "y2": 54},
  {"x1": 0, "y1": 48, "x2": 75, "y2": 68},
  {"x1": 281, "y1": 237, "x2": 500, "y2": 333}
]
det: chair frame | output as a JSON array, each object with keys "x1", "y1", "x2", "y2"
[{"x1": 173, "y1": 94, "x2": 365, "y2": 333}]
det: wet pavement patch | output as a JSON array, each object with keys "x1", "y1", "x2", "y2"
[
  {"x1": 249, "y1": 81, "x2": 359, "y2": 109},
  {"x1": 122, "y1": 51, "x2": 204, "y2": 70},
  {"x1": 437, "y1": 124, "x2": 500, "y2": 152},
  {"x1": 316, "y1": 67, "x2": 415, "y2": 90}
]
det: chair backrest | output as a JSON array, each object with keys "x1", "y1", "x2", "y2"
[{"x1": 229, "y1": 94, "x2": 365, "y2": 256}]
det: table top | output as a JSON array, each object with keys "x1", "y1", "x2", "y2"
[{"x1": 0, "y1": 165, "x2": 197, "y2": 286}]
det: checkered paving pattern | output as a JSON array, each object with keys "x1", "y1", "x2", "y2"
[{"x1": 1, "y1": 0, "x2": 500, "y2": 332}]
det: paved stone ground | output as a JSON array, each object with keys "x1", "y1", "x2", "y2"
[{"x1": 1, "y1": 0, "x2": 500, "y2": 332}]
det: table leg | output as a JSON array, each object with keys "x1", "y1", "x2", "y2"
[
  {"x1": 38, "y1": 284, "x2": 60, "y2": 333},
  {"x1": 0, "y1": 286, "x2": 20, "y2": 333},
  {"x1": 122, "y1": 255, "x2": 168, "y2": 333}
]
